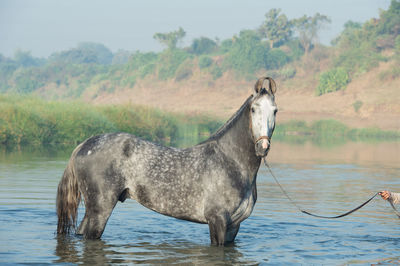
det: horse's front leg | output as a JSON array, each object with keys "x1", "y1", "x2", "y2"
[
  {"x1": 206, "y1": 210, "x2": 239, "y2": 245},
  {"x1": 226, "y1": 224, "x2": 240, "y2": 243}
]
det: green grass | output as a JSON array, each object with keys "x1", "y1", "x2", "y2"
[
  {"x1": 0, "y1": 95, "x2": 398, "y2": 148},
  {"x1": 0, "y1": 95, "x2": 221, "y2": 147}
]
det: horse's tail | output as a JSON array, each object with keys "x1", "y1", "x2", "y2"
[{"x1": 56, "y1": 143, "x2": 83, "y2": 235}]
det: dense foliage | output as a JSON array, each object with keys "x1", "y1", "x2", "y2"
[
  {"x1": 332, "y1": 0, "x2": 399, "y2": 73},
  {"x1": 318, "y1": 0, "x2": 400, "y2": 94},
  {"x1": 316, "y1": 67, "x2": 349, "y2": 95},
  {"x1": 0, "y1": 95, "x2": 222, "y2": 147}
]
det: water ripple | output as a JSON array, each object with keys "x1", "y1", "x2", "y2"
[{"x1": 1, "y1": 148, "x2": 400, "y2": 264}]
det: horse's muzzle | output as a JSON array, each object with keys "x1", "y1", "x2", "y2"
[{"x1": 255, "y1": 137, "x2": 270, "y2": 157}]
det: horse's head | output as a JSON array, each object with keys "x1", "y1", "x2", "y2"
[{"x1": 250, "y1": 77, "x2": 278, "y2": 157}]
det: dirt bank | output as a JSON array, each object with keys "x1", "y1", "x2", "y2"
[{"x1": 91, "y1": 61, "x2": 400, "y2": 131}]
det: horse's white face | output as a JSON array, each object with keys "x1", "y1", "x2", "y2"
[{"x1": 250, "y1": 78, "x2": 278, "y2": 157}]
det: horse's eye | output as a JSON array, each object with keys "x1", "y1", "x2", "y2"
[{"x1": 251, "y1": 108, "x2": 255, "y2": 113}]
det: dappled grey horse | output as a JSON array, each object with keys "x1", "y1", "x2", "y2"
[{"x1": 57, "y1": 77, "x2": 278, "y2": 245}]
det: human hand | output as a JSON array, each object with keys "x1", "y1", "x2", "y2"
[{"x1": 379, "y1": 190, "x2": 391, "y2": 201}]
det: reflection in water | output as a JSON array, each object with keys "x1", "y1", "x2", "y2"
[
  {"x1": 268, "y1": 141, "x2": 400, "y2": 167},
  {"x1": 55, "y1": 236, "x2": 81, "y2": 264},
  {"x1": 54, "y1": 235, "x2": 252, "y2": 265},
  {"x1": 55, "y1": 236, "x2": 123, "y2": 265}
]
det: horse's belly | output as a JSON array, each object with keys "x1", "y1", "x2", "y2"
[{"x1": 127, "y1": 182, "x2": 207, "y2": 224}]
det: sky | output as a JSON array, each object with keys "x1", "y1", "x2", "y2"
[{"x1": 0, "y1": 0, "x2": 392, "y2": 58}]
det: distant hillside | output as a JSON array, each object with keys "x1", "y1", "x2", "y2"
[
  {"x1": 91, "y1": 51, "x2": 400, "y2": 131},
  {"x1": 0, "y1": 1, "x2": 399, "y2": 130}
]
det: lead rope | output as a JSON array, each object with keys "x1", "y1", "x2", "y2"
[
  {"x1": 263, "y1": 158, "x2": 400, "y2": 219},
  {"x1": 389, "y1": 201, "x2": 400, "y2": 218}
]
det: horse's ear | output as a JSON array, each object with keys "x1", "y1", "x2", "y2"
[
  {"x1": 254, "y1": 77, "x2": 277, "y2": 95},
  {"x1": 254, "y1": 77, "x2": 266, "y2": 94},
  {"x1": 266, "y1": 77, "x2": 277, "y2": 95}
]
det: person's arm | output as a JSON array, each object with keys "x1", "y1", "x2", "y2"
[{"x1": 390, "y1": 192, "x2": 400, "y2": 204}]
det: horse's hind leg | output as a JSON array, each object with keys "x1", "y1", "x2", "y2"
[{"x1": 77, "y1": 188, "x2": 119, "y2": 239}]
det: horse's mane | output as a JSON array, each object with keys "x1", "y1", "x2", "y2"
[{"x1": 200, "y1": 95, "x2": 253, "y2": 144}]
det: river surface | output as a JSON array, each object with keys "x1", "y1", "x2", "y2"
[{"x1": 0, "y1": 141, "x2": 399, "y2": 265}]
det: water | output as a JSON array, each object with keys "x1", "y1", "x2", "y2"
[{"x1": 0, "y1": 141, "x2": 399, "y2": 265}]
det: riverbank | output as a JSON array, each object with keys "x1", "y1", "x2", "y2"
[
  {"x1": 0, "y1": 95, "x2": 221, "y2": 147},
  {"x1": 0, "y1": 95, "x2": 399, "y2": 147}
]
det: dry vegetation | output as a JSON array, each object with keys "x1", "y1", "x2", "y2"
[{"x1": 89, "y1": 51, "x2": 400, "y2": 131}]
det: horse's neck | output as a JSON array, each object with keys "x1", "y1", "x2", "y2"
[{"x1": 216, "y1": 104, "x2": 261, "y2": 171}]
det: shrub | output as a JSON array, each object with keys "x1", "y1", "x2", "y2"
[
  {"x1": 127, "y1": 51, "x2": 158, "y2": 71},
  {"x1": 99, "y1": 105, "x2": 178, "y2": 143},
  {"x1": 157, "y1": 49, "x2": 190, "y2": 80},
  {"x1": 279, "y1": 66, "x2": 296, "y2": 79},
  {"x1": 316, "y1": 67, "x2": 349, "y2": 95},
  {"x1": 379, "y1": 66, "x2": 400, "y2": 81},
  {"x1": 175, "y1": 61, "x2": 193, "y2": 81},
  {"x1": 286, "y1": 39, "x2": 305, "y2": 60},
  {"x1": 11, "y1": 68, "x2": 45, "y2": 93},
  {"x1": 395, "y1": 35, "x2": 400, "y2": 59},
  {"x1": 265, "y1": 49, "x2": 290, "y2": 69},
  {"x1": 121, "y1": 75, "x2": 136, "y2": 88},
  {"x1": 210, "y1": 65, "x2": 223, "y2": 80},
  {"x1": 219, "y1": 39, "x2": 233, "y2": 54},
  {"x1": 138, "y1": 63, "x2": 156, "y2": 78},
  {"x1": 334, "y1": 47, "x2": 384, "y2": 75},
  {"x1": 198, "y1": 56, "x2": 213, "y2": 69},
  {"x1": 189, "y1": 37, "x2": 217, "y2": 55},
  {"x1": 123, "y1": 52, "x2": 157, "y2": 81}
]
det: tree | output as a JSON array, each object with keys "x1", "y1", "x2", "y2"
[
  {"x1": 49, "y1": 48, "x2": 98, "y2": 64},
  {"x1": 343, "y1": 20, "x2": 363, "y2": 30},
  {"x1": 189, "y1": 37, "x2": 217, "y2": 55},
  {"x1": 223, "y1": 30, "x2": 267, "y2": 74},
  {"x1": 14, "y1": 50, "x2": 45, "y2": 67},
  {"x1": 112, "y1": 49, "x2": 131, "y2": 65},
  {"x1": 293, "y1": 13, "x2": 331, "y2": 54},
  {"x1": 331, "y1": 20, "x2": 363, "y2": 47},
  {"x1": 49, "y1": 43, "x2": 113, "y2": 65},
  {"x1": 153, "y1": 27, "x2": 186, "y2": 50},
  {"x1": 377, "y1": 0, "x2": 400, "y2": 35},
  {"x1": 77, "y1": 42, "x2": 113, "y2": 65},
  {"x1": 258, "y1": 8, "x2": 292, "y2": 49}
]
